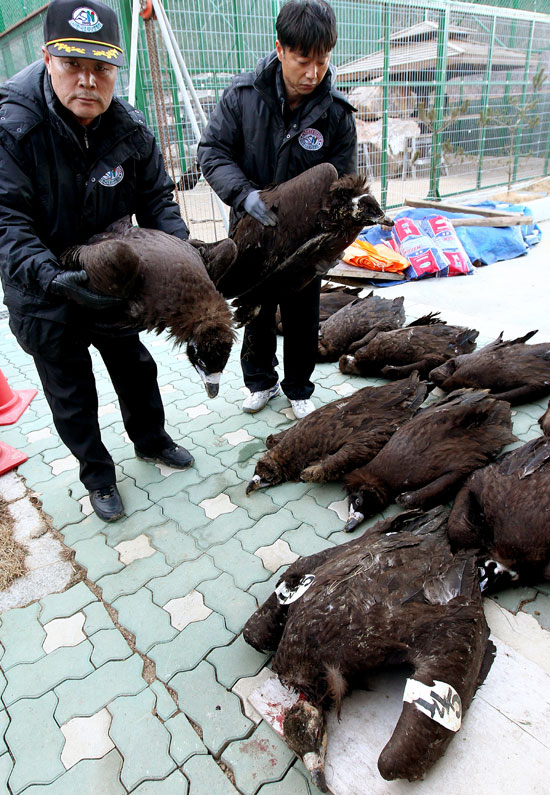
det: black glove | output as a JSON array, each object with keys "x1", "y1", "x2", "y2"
[
  {"x1": 243, "y1": 190, "x2": 278, "y2": 226},
  {"x1": 49, "y1": 270, "x2": 123, "y2": 310}
]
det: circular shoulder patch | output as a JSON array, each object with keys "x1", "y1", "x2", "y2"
[
  {"x1": 298, "y1": 128, "x2": 324, "y2": 151},
  {"x1": 69, "y1": 7, "x2": 103, "y2": 33},
  {"x1": 99, "y1": 165, "x2": 124, "y2": 187}
]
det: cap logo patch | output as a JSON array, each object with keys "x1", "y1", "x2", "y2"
[
  {"x1": 298, "y1": 128, "x2": 324, "y2": 151},
  {"x1": 99, "y1": 165, "x2": 124, "y2": 187},
  {"x1": 69, "y1": 7, "x2": 103, "y2": 34}
]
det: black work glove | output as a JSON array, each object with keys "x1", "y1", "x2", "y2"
[
  {"x1": 243, "y1": 190, "x2": 278, "y2": 226},
  {"x1": 49, "y1": 270, "x2": 123, "y2": 310}
]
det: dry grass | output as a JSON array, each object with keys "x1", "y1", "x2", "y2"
[{"x1": 0, "y1": 498, "x2": 27, "y2": 590}]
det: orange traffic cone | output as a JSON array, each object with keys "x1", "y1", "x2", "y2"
[
  {"x1": 0, "y1": 442, "x2": 28, "y2": 475},
  {"x1": 0, "y1": 369, "x2": 37, "y2": 425}
]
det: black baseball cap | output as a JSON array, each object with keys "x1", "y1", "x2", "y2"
[{"x1": 44, "y1": 0, "x2": 124, "y2": 66}]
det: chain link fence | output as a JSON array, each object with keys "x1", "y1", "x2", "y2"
[{"x1": 2, "y1": 0, "x2": 550, "y2": 240}]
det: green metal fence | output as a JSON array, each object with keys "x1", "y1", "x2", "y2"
[{"x1": 2, "y1": 0, "x2": 550, "y2": 239}]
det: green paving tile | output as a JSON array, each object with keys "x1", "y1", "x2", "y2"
[
  {"x1": 54, "y1": 654, "x2": 147, "y2": 723},
  {"x1": 113, "y1": 588, "x2": 177, "y2": 653},
  {"x1": 523, "y1": 592, "x2": 550, "y2": 629},
  {"x1": 218, "y1": 441, "x2": 265, "y2": 476},
  {"x1": 282, "y1": 524, "x2": 336, "y2": 558},
  {"x1": 3, "y1": 640, "x2": 94, "y2": 706},
  {"x1": 535, "y1": 582, "x2": 550, "y2": 596},
  {"x1": 115, "y1": 476, "x2": 156, "y2": 515},
  {"x1": 96, "y1": 505, "x2": 166, "y2": 546},
  {"x1": 0, "y1": 710, "x2": 9, "y2": 755},
  {"x1": 6, "y1": 691, "x2": 65, "y2": 793},
  {"x1": 308, "y1": 481, "x2": 348, "y2": 509},
  {"x1": 120, "y1": 457, "x2": 169, "y2": 488},
  {"x1": 73, "y1": 534, "x2": 125, "y2": 582},
  {"x1": 82, "y1": 601, "x2": 114, "y2": 635},
  {"x1": 207, "y1": 634, "x2": 269, "y2": 689},
  {"x1": 185, "y1": 470, "x2": 242, "y2": 505},
  {"x1": 198, "y1": 573, "x2": 259, "y2": 635},
  {"x1": 191, "y1": 507, "x2": 257, "y2": 550},
  {"x1": 221, "y1": 721, "x2": 295, "y2": 795},
  {"x1": 235, "y1": 509, "x2": 301, "y2": 553},
  {"x1": 148, "y1": 555, "x2": 220, "y2": 606},
  {"x1": 183, "y1": 753, "x2": 238, "y2": 795},
  {"x1": 225, "y1": 482, "x2": 280, "y2": 520},
  {"x1": 157, "y1": 494, "x2": 209, "y2": 533},
  {"x1": 23, "y1": 749, "x2": 125, "y2": 794},
  {"x1": 171, "y1": 661, "x2": 253, "y2": 754},
  {"x1": 142, "y1": 468, "x2": 202, "y2": 501},
  {"x1": 490, "y1": 587, "x2": 538, "y2": 613},
  {"x1": 146, "y1": 519, "x2": 201, "y2": 566},
  {"x1": 165, "y1": 712, "x2": 207, "y2": 764},
  {"x1": 149, "y1": 612, "x2": 233, "y2": 682},
  {"x1": 248, "y1": 570, "x2": 282, "y2": 607},
  {"x1": 16, "y1": 455, "x2": 58, "y2": 491},
  {"x1": 97, "y1": 551, "x2": 172, "y2": 602},
  {"x1": 0, "y1": 753, "x2": 12, "y2": 792},
  {"x1": 150, "y1": 680, "x2": 178, "y2": 721},
  {"x1": 89, "y1": 628, "x2": 132, "y2": 666},
  {"x1": 267, "y1": 481, "x2": 314, "y2": 507},
  {"x1": 209, "y1": 539, "x2": 271, "y2": 591},
  {"x1": 283, "y1": 495, "x2": 342, "y2": 538},
  {"x1": 131, "y1": 769, "x2": 190, "y2": 794},
  {"x1": 0, "y1": 602, "x2": 46, "y2": 670},
  {"x1": 258, "y1": 765, "x2": 312, "y2": 795},
  {"x1": 109, "y1": 688, "x2": 176, "y2": 790}
]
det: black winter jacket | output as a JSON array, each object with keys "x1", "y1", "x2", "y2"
[
  {"x1": 197, "y1": 51, "x2": 357, "y2": 226},
  {"x1": 0, "y1": 60, "x2": 188, "y2": 348}
]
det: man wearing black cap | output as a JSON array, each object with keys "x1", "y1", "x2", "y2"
[{"x1": 0, "y1": 0, "x2": 194, "y2": 522}]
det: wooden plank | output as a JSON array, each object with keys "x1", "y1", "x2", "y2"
[
  {"x1": 326, "y1": 262, "x2": 404, "y2": 283},
  {"x1": 450, "y1": 215, "x2": 533, "y2": 227},
  {"x1": 405, "y1": 198, "x2": 519, "y2": 217}
]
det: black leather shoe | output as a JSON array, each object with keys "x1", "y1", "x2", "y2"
[
  {"x1": 135, "y1": 443, "x2": 195, "y2": 469},
  {"x1": 89, "y1": 484, "x2": 125, "y2": 522}
]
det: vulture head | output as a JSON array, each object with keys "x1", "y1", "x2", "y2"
[
  {"x1": 318, "y1": 174, "x2": 393, "y2": 232},
  {"x1": 186, "y1": 320, "x2": 235, "y2": 398},
  {"x1": 344, "y1": 476, "x2": 388, "y2": 531},
  {"x1": 283, "y1": 701, "x2": 328, "y2": 792},
  {"x1": 245, "y1": 456, "x2": 283, "y2": 494}
]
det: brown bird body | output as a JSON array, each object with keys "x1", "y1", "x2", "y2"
[
  {"x1": 339, "y1": 313, "x2": 478, "y2": 379},
  {"x1": 449, "y1": 436, "x2": 550, "y2": 584},
  {"x1": 344, "y1": 389, "x2": 516, "y2": 530},
  {"x1": 317, "y1": 293, "x2": 406, "y2": 362},
  {"x1": 539, "y1": 399, "x2": 550, "y2": 434},
  {"x1": 243, "y1": 506, "x2": 495, "y2": 788},
  {"x1": 61, "y1": 217, "x2": 236, "y2": 396},
  {"x1": 205, "y1": 163, "x2": 390, "y2": 325},
  {"x1": 429, "y1": 331, "x2": 550, "y2": 405},
  {"x1": 246, "y1": 372, "x2": 427, "y2": 493}
]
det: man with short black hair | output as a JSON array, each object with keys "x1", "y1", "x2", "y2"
[
  {"x1": 0, "y1": 0, "x2": 194, "y2": 522},
  {"x1": 198, "y1": 0, "x2": 356, "y2": 420}
]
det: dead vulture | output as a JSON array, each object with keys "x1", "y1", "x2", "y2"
[
  {"x1": 246, "y1": 372, "x2": 427, "y2": 493},
  {"x1": 339, "y1": 313, "x2": 479, "y2": 380},
  {"x1": 539, "y1": 399, "x2": 550, "y2": 435},
  {"x1": 344, "y1": 389, "x2": 516, "y2": 531},
  {"x1": 243, "y1": 505, "x2": 495, "y2": 789},
  {"x1": 317, "y1": 293, "x2": 406, "y2": 362},
  {"x1": 276, "y1": 283, "x2": 362, "y2": 334},
  {"x1": 429, "y1": 330, "x2": 550, "y2": 405},
  {"x1": 61, "y1": 217, "x2": 236, "y2": 397},
  {"x1": 201, "y1": 163, "x2": 391, "y2": 325},
  {"x1": 449, "y1": 436, "x2": 550, "y2": 587}
]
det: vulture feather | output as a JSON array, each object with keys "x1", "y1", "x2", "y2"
[
  {"x1": 429, "y1": 330, "x2": 550, "y2": 405},
  {"x1": 449, "y1": 436, "x2": 550, "y2": 586},
  {"x1": 246, "y1": 372, "x2": 427, "y2": 493},
  {"x1": 344, "y1": 389, "x2": 516, "y2": 530},
  {"x1": 61, "y1": 217, "x2": 236, "y2": 397},
  {"x1": 203, "y1": 163, "x2": 391, "y2": 325},
  {"x1": 339, "y1": 313, "x2": 479, "y2": 380},
  {"x1": 539, "y1": 399, "x2": 550, "y2": 435},
  {"x1": 276, "y1": 283, "x2": 362, "y2": 334},
  {"x1": 243, "y1": 506, "x2": 495, "y2": 789}
]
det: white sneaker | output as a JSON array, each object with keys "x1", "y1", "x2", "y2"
[
  {"x1": 290, "y1": 398, "x2": 315, "y2": 420},
  {"x1": 242, "y1": 383, "x2": 281, "y2": 413}
]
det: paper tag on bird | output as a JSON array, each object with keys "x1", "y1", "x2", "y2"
[
  {"x1": 403, "y1": 678, "x2": 462, "y2": 732},
  {"x1": 275, "y1": 574, "x2": 315, "y2": 604}
]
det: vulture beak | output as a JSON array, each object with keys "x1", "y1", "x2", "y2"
[
  {"x1": 194, "y1": 366, "x2": 221, "y2": 398},
  {"x1": 344, "y1": 505, "x2": 365, "y2": 532},
  {"x1": 245, "y1": 474, "x2": 271, "y2": 495},
  {"x1": 303, "y1": 750, "x2": 329, "y2": 793},
  {"x1": 379, "y1": 215, "x2": 394, "y2": 228}
]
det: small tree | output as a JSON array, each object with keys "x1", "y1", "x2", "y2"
[
  {"x1": 416, "y1": 100, "x2": 471, "y2": 198},
  {"x1": 479, "y1": 67, "x2": 546, "y2": 192}
]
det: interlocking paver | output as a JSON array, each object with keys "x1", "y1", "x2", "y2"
[
  {"x1": 170, "y1": 661, "x2": 252, "y2": 754},
  {"x1": 165, "y1": 712, "x2": 207, "y2": 765},
  {"x1": 199, "y1": 574, "x2": 260, "y2": 634},
  {"x1": 73, "y1": 534, "x2": 125, "y2": 581},
  {"x1": 281, "y1": 523, "x2": 336, "y2": 557},
  {"x1": 108, "y1": 688, "x2": 176, "y2": 790},
  {"x1": 221, "y1": 721, "x2": 295, "y2": 795},
  {"x1": 255, "y1": 539, "x2": 299, "y2": 573},
  {"x1": 200, "y1": 493, "x2": 237, "y2": 519},
  {"x1": 266, "y1": 481, "x2": 313, "y2": 507},
  {"x1": 257, "y1": 765, "x2": 313, "y2": 794},
  {"x1": 82, "y1": 601, "x2": 114, "y2": 635},
  {"x1": 183, "y1": 752, "x2": 239, "y2": 795},
  {"x1": 148, "y1": 555, "x2": 220, "y2": 606},
  {"x1": 89, "y1": 628, "x2": 132, "y2": 666},
  {"x1": 185, "y1": 470, "x2": 242, "y2": 505},
  {"x1": 4, "y1": 640, "x2": 93, "y2": 706},
  {"x1": 308, "y1": 481, "x2": 348, "y2": 509},
  {"x1": 22, "y1": 749, "x2": 125, "y2": 794},
  {"x1": 156, "y1": 495, "x2": 209, "y2": 534},
  {"x1": 225, "y1": 482, "x2": 279, "y2": 520},
  {"x1": 236, "y1": 508, "x2": 300, "y2": 553},
  {"x1": 131, "y1": 769, "x2": 190, "y2": 794},
  {"x1": 524, "y1": 592, "x2": 550, "y2": 629},
  {"x1": 38, "y1": 484, "x2": 86, "y2": 529},
  {"x1": 39, "y1": 582, "x2": 96, "y2": 624},
  {"x1": 115, "y1": 533, "x2": 156, "y2": 564},
  {"x1": 54, "y1": 654, "x2": 146, "y2": 723},
  {"x1": 283, "y1": 494, "x2": 342, "y2": 538},
  {"x1": 60, "y1": 708, "x2": 114, "y2": 769},
  {"x1": 43, "y1": 613, "x2": 86, "y2": 653},
  {"x1": 232, "y1": 667, "x2": 274, "y2": 723},
  {"x1": 191, "y1": 508, "x2": 257, "y2": 550},
  {"x1": 149, "y1": 612, "x2": 233, "y2": 682},
  {"x1": 0, "y1": 602, "x2": 46, "y2": 670},
  {"x1": 15, "y1": 453, "x2": 54, "y2": 489},
  {"x1": 209, "y1": 538, "x2": 271, "y2": 591},
  {"x1": 98, "y1": 505, "x2": 167, "y2": 546},
  {"x1": 97, "y1": 551, "x2": 171, "y2": 602},
  {"x1": 0, "y1": 710, "x2": 9, "y2": 754},
  {"x1": 0, "y1": 753, "x2": 12, "y2": 792},
  {"x1": 163, "y1": 591, "x2": 212, "y2": 630},
  {"x1": 150, "y1": 680, "x2": 178, "y2": 721},
  {"x1": 113, "y1": 588, "x2": 177, "y2": 653},
  {"x1": 248, "y1": 570, "x2": 282, "y2": 606},
  {"x1": 6, "y1": 691, "x2": 65, "y2": 793},
  {"x1": 491, "y1": 587, "x2": 539, "y2": 613},
  {"x1": 207, "y1": 634, "x2": 269, "y2": 689}
]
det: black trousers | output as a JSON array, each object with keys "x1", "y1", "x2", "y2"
[
  {"x1": 32, "y1": 331, "x2": 172, "y2": 490},
  {"x1": 241, "y1": 278, "x2": 321, "y2": 400}
]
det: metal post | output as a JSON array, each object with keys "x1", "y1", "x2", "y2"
[
  {"x1": 427, "y1": 7, "x2": 449, "y2": 201},
  {"x1": 380, "y1": 3, "x2": 390, "y2": 210},
  {"x1": 127, "y1": 0, "x2": 141, "y2": 107},
  {"x1": 477, "y1": 14, "x2": 496, "y2": 190}
]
